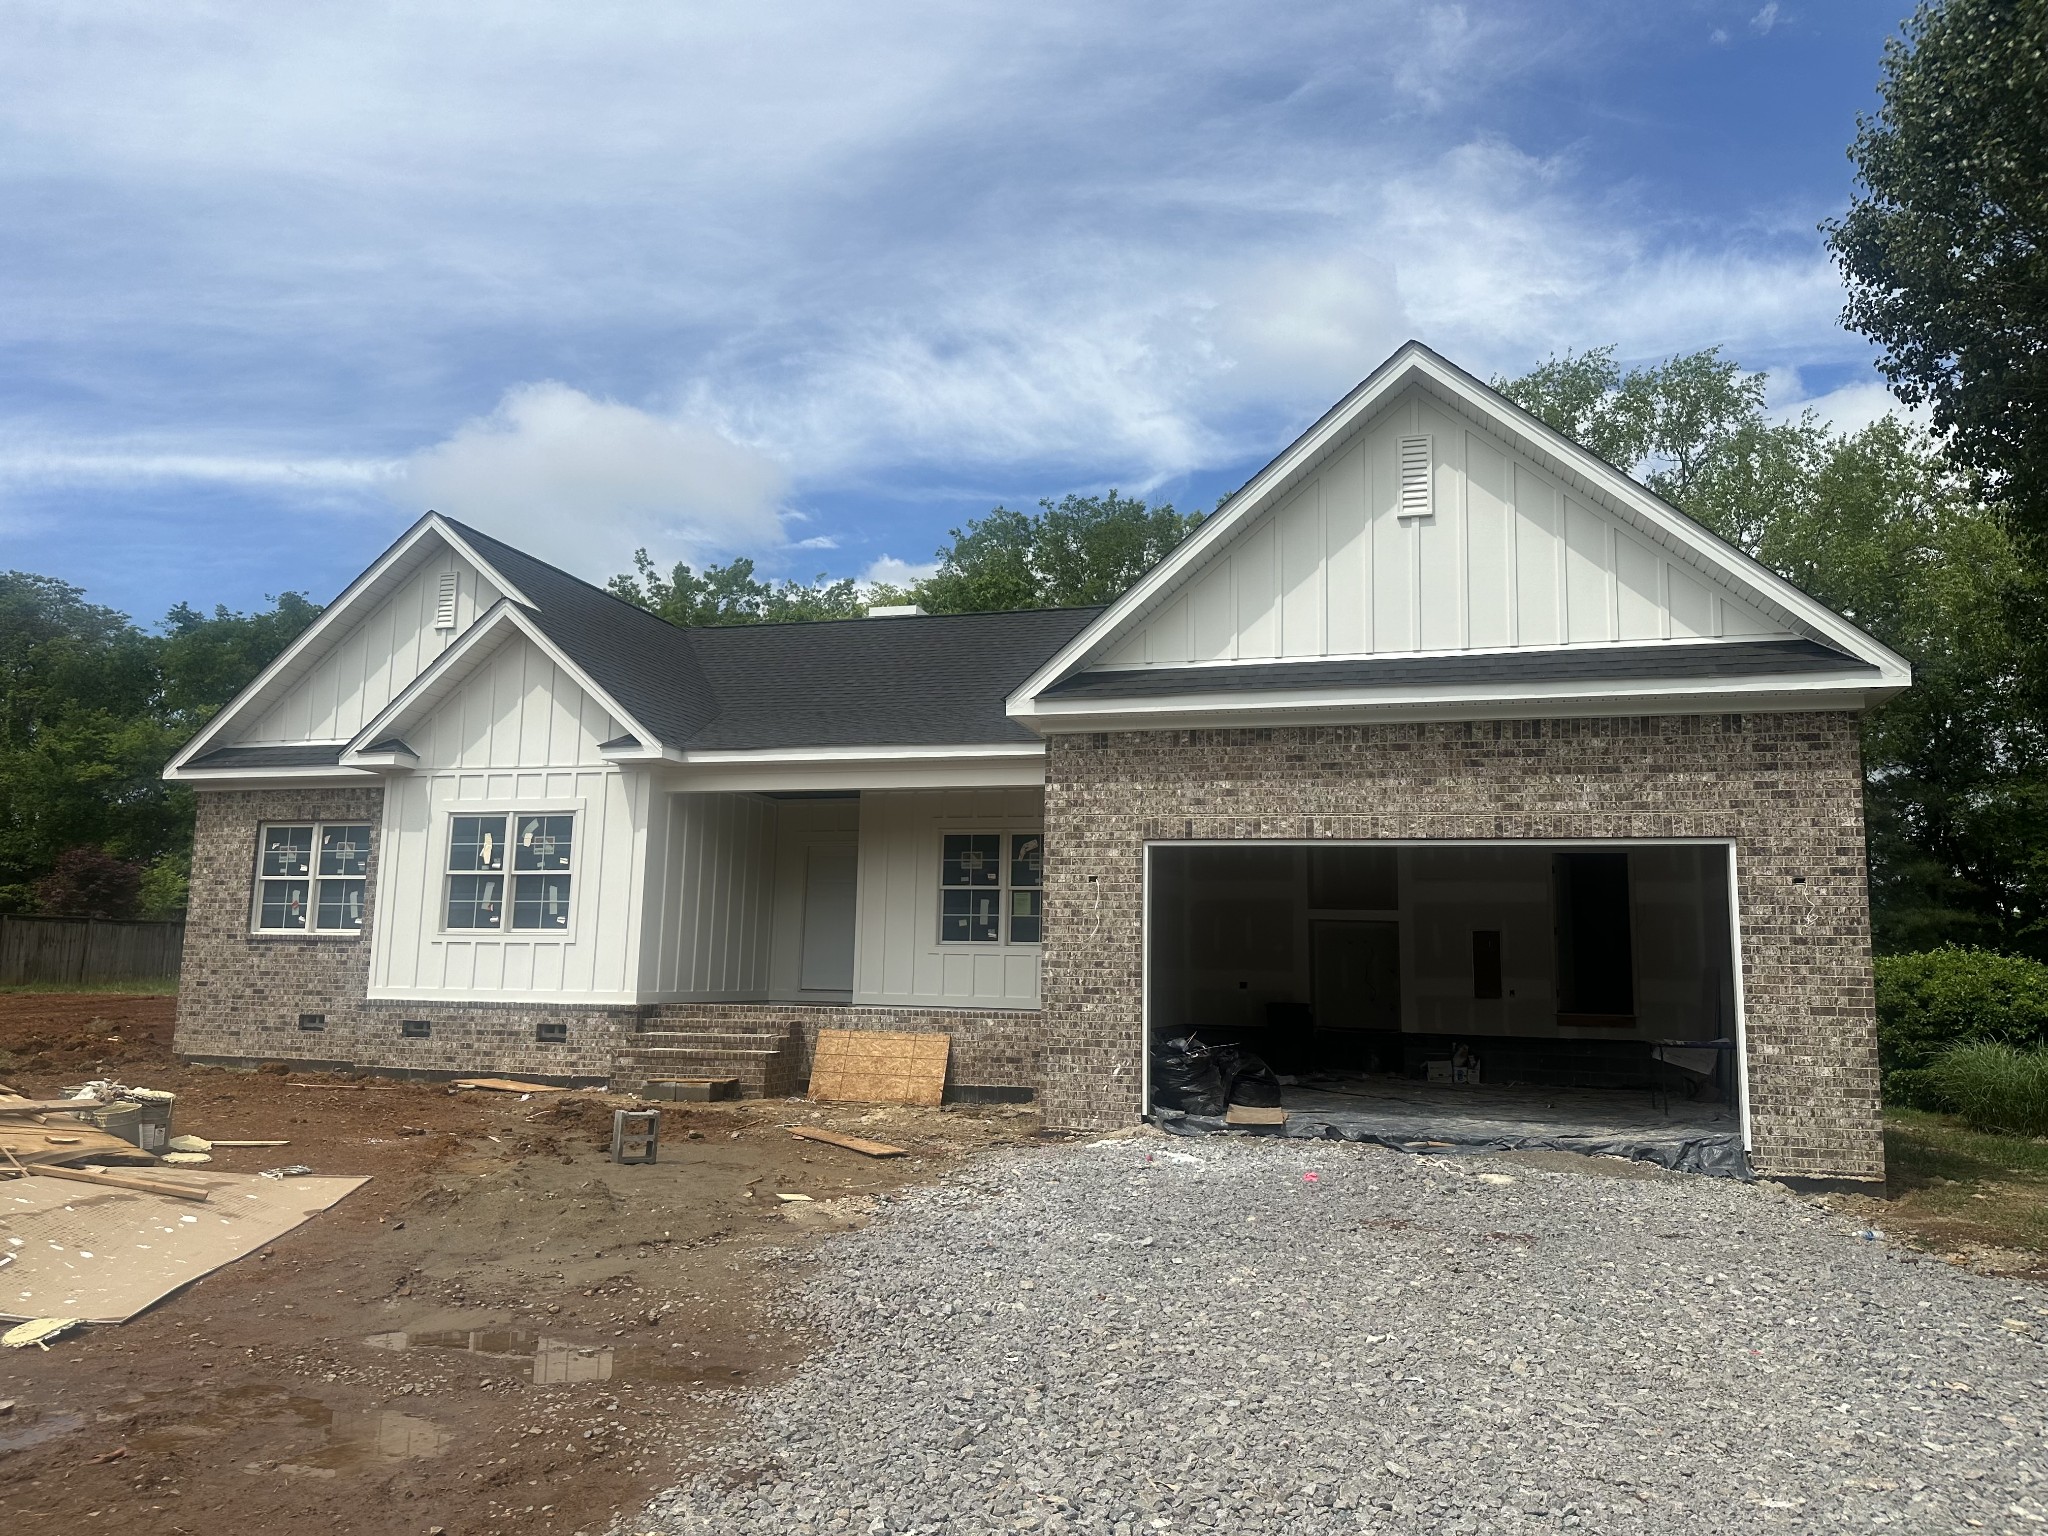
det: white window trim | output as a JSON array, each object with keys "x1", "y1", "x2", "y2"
[
  {"x1": 934, "y1": 825, "x2": 1044, "y2": 950},
  {"x1": 250, "y1": 820, "x2": 373, "y2": 937},
  {"x1": 435, "y1": 803, "x2": 583, "y2": 941}
]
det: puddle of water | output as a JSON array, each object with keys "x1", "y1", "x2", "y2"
[
  {"x1": 365, "y1": 1326, "x2": 614, "y2": 1384},
  {"x1": 0, "y1": 1409, "x2": 85, "y2": 1455}
]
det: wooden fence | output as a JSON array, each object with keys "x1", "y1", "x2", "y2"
[{"x1": 0, "y1": 915, "x2": 185, "y2": 986}]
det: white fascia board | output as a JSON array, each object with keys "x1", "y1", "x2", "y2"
[
  {"x1": 660, "y1": 744, "x2": 1045, "y2": 794},
  {"x1": 165, "y1": 766, "x2": 380, "y2": 785},
  {"x1": 365, "y1": 987, "x2": 650, "y2": 1007},
  {"x1": 1014, "y1": 668, "x2": 1902, "y2": 733},
  {"x1": 341, "y1": 601, "x2": 660, "y2": 765},
  {"x1": 166, "y1": 512, "x2": 540, "y2": 777},
  {"x1": 1005, "y1": 342, "x2": 1911, "y2": 715}
]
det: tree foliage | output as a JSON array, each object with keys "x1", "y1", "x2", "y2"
[
  {"x1": 1498, "y1": 347, "x2": 2048, "y2": 955},
  {"x1": 0, "y1": 574, "x2": 316, "y2": 913},
  {"x1": 1824, "y1": 0, "x2": 2048, "y2": 537},
  {"x1": 606, "y1": 553, "x2": 899, "y2": 627},
  {"x1": 916, "y1": 492, "x2": 1205, "y2": 613}
]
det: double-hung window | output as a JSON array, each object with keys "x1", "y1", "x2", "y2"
[
  {"x1": 445, "y1": 812, "x2": 575, "y2": 932},
  {"x1": 939, "y1": 832, "x2": 1042, "y2": 945},
  {"x1": 254, "y1": 822, "x2": 371, "y2": 933}
]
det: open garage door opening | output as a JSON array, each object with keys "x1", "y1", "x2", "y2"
[{"x1": 1144, "y1": 842, "x2": 1749, "y2": 1176}]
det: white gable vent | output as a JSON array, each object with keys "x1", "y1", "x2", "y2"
[
  {"x1": 1397, "y1": 434, "x2": 1433, "y2": 519},
  {"x1": 433, "y1": 571, "x2": 459, "y2": 631}
]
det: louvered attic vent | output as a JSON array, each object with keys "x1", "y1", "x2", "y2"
[
  {"x1": 433, "y1": 571, "x2": 459, "y2": 631},
  {"x1": 1397, "y1": 434, "x2": 1434, "y2": 519}
]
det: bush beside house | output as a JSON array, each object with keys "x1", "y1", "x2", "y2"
[{"x1": 1877, "y1": 947, "x2": 2048, "y2": 1129}]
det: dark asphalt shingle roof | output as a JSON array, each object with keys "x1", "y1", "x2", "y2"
[
  {"x1": 1039, "y1": 637, "x2": 1875, "y2": 700},
  {"x1": 443, "y1": 519, "x2": 1098, "y2": 751},
  {"x1": 189, "y1": 743, "x2": 346, "y2": 770},
  {"x1": 429, "y1": 525, "x2": 1874, "y2": 751}
]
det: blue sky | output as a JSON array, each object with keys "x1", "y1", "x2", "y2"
[{"x1": 2, "y1": 1, "x2": 1910, "y2": 623}]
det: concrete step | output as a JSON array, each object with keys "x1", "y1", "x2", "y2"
[{"x1": 613, "y1": 1040, "x2": 799, "y2": 1098}]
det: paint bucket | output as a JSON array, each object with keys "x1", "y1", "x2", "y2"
[
  {"x1": 73, "y1": 1100, "x2": 142, "y2": 1145},
  {"x1": 132, "y1": 1093, "x2": 174, "y2": 1153}
]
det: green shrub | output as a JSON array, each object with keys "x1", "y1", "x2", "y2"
[
  {"x1": 1924, "y1": 1042, "x2": 2048, "y2": 1138},
  {"x1": 1875, "y1": 947, "x2": 2048, "y2": 1104}
]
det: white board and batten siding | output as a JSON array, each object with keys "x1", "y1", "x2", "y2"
[
  {"x1": 854, "y1": 789, "x2": 1042, "y2": 1010},
  {"x1": 639, "y1": 792, "x2": 775, "y2": 1001},
  {"x1": 241, "y1": 550, "x2": 503, "y2": 745},
  {"x1": 1102, "y1": 386, "x2": 1787, "y2": 668},
  {"x1": 367, "y1": 633, "x2": 646, "y2": 1003}
]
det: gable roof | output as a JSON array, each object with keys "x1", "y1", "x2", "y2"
[
  {"x1": 1006, "y1": 340, "x2": 1912, "y2": 727},
  {"x1": 169, "y1": 511, "x2": 1101, "y2": 780}
]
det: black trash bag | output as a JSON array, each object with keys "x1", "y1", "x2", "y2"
[
  {"x1": 1152, "y1": 1034, "x2": 1226, "y2": 1116},
  {"x1": 1219, "y1": 1046, "x2": 1284, "y2": 1108}
]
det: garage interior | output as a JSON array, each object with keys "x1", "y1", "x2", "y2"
[{"x1": 1145, "y1": 842, "x2": 1748, "y2": 1175}]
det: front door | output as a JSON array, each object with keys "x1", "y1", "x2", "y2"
[{"x1": 799, "y1": 844, "x2": 858, "y2": 992}]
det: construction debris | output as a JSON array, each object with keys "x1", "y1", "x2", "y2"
[
  {"x1": 0, "y1": 1091, "x2": 160, "y2": 1170},
  {"x1": 2, "y1": 1317, "x2": 80, "y2": 1351},
  {"x1": 259, "y1": 1164, "x2": 316, "y2": 1179},
  {"x1": 789, "y1": 1126, "x2": 907, "y2": 1158},
  {"x1": 808, "y1": 1029, "x2": 950, "y2": 1107},
  {"x1": 18, "y1": 1164, "x2": 210, "y2": 1201},
  {"x1": 452, "y1": 1078, "x2": 566, "y2": 1094}
]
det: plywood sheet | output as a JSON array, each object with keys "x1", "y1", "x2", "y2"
[
  {"x1": 0, "y1": 1170, "x2": 368, "y2": 1324},
  {"x1": 807, "y1": 1030, "x2": 949, "y2": 1107}
]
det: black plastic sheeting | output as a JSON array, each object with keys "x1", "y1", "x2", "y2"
[{"x1": 1156, "y1": 1097, "x2": 1752, "y2": 1180}]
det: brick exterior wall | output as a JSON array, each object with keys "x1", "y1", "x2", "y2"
[
  {"x1": 174, "y1": 787, "x2": 636, "y2": 1082},
  {"x1": 1035, "y1": 712, "x2": 1883, "y2": 1181}
]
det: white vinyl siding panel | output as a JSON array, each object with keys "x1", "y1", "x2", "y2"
[
  {"x1": 241, "y1": 550, "x2": 502, "y2": 745},
  {"x1": 367, "y1": 633, "x2": 644, "y2": 1002},
  {"x1": 853, "y1": 788, "x2": 1043, "y2": 1010},
  {"x1": 1099, "y1": 384, "x2": 1789, "y2": 670}
]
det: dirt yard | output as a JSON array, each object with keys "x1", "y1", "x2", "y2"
[{"x1": 0, "y1": 993, "x2": 1041, "y2": 1535}]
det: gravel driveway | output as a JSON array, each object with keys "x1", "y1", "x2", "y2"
[{"x1": 645, "y1": 1137, "x2": 2048, "y2": 1535}]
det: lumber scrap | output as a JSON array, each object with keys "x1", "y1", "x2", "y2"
[
  {"x1": 0, "y1": 1098, "x2": 108, "y2": 1114},
  {"x1": 451, "y1": 1078, "x2": 566, "y2": 1094},
  {"x1": 789, "y1": 1126, "x2": 907, "y2": 1158},
  {"x1": 807, "y1": 1030, "x2": 949, "y2": 1108},
  {"x1": 0, "y1": 1116, "x2": 158, "y2": 1169},
  {"x1": 17, "y1": 1165, "x2": 209, "y2": 1202}
]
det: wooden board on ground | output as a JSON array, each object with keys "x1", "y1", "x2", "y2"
[
  {"x1": 0, "y1": 1114, "x2": 159, "y2": 1169},
  {"x1": 0, "y1": 1169, "x2": 369, "y2": 1324},
  {"x1": 789, "y1": 1126, "x2": 906, "y2": 1158},
  {"x1": 19, "y1": 1164, "x2": 209, "y2": 1201},
  {"x1": 807, "y1": 1030, "x2": 949, "y2": 1108},
  {"x1": 1225, "y1": 1104, "x2": 1289, "y2": 1127},
  {"x1": 451, "y1": 1078, "x2": 566, "y2": 1094}
]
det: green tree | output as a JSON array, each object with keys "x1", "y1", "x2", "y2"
[
  {"x1": 606, "y1": 553, "x2": 895, "y2": 627},
  {"x1": 1498, "y1": 349, "x2": 2048, "y2": 955},
  {"x1": 915, "y1": 491, "x2": 1205, "y2": 613},
  {"x1": 158, "y1": 592, "x2": 321, "y2": 728},
  {"x1": 1824, "y1": 0, "x2": 2048, "y2": 538}
]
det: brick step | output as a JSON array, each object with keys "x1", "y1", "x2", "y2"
[
  {"x1": 612, "y1": 1043, "x2": 798, "y2": 1098},
  {"x1": 632, "y1": 1028, "x2": 791, "y2": 1049}
]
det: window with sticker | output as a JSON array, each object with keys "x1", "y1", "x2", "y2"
[
  {"x1": 445, "y1": 813, "x2": 574, "y2": 931},
  {"x1": 939, "y1": 832, "x2": 1042, "y2": 945},
  {"x1": 254, "y1": 822, "x2": 371, "y2": 933}
]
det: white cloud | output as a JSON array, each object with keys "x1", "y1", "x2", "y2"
[
  {"x1": 861, "y1": 554, "x2": 940, "y2": 589},
  {"x1": 394, "y1": 383, "x2": 787, "y2": 578},
  {"x1": 1769, "y1": 376, "x2": 1928, "y2": 436},
  {"x1": 1750, "y1": 3, "x2": 1781, "y2": 35}
]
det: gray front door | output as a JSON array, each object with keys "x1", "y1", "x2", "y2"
[{"x1": 799, "y1": 844, "x2": 858, "y2": 992}]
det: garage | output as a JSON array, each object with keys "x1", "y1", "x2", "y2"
[{"x1": 1143, "y1": 840, "x2": 1749, "y2": 1174}]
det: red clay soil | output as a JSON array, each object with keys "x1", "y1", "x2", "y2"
[{"x1": 0, "y1": 993, "x2": 1039, "y2": 1535}]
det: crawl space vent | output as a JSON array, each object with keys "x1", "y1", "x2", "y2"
[
  {"x1": 400, "y1": 1018, "x2": 431, "y2": 1039},
  {"x1": 535, "y1": 1021, "x2": 568, "y2": 1044},
  {"x1": 297, "y1": 1013, "x2": 326, "y2": 1031}
]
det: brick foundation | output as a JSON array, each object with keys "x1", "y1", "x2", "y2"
[{"x1": 1035, "y1": 712, "x2": 1883, "y2": 1180}]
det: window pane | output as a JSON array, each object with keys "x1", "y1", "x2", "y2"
[
  {"x1": 449, "y1": 815, "x2": 508, "y2": 872},
  {"x1": 315, "y1": 878, "x2": 366, "y2": 931},
  {"x1": 513, "y1": 814, "x2": 575, "y2": 871},
  {"x1": 260, "y1": 825, "x2": 313, "y2": 878},
  {"x1": 1009, "y1": 834, "x2": 1043, "y2": 889},
  {"x1": 1009, "y1": 888, "x2": 1042, "y2": 944},
  {"x1": 445, "y1": 874, "x2": 504, "y2": 929},
  {"x1": 941, "y1": 886, "x2": 999, "y2": 942},
  {"x1": 319, "y1": 824, "x2": 371, "y2": 877},
  {"x1": 941, "y1": 833, "x2": 1000, "y2": 888},
  {"x1": 259, "y1": 879, "x2": 310, "y2": 929},
  {"x1": 512, "y1": 874, "x2": 572, "y2": 929}
]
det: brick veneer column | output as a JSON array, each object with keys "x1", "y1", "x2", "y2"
[{"x1": 1035, "y1": 712, "x2": 1882, "y2": 1182}]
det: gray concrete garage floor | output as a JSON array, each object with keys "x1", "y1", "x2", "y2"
[{"x1": 647, "y1": 1136, "x2": 2048, "y2": 1536}]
